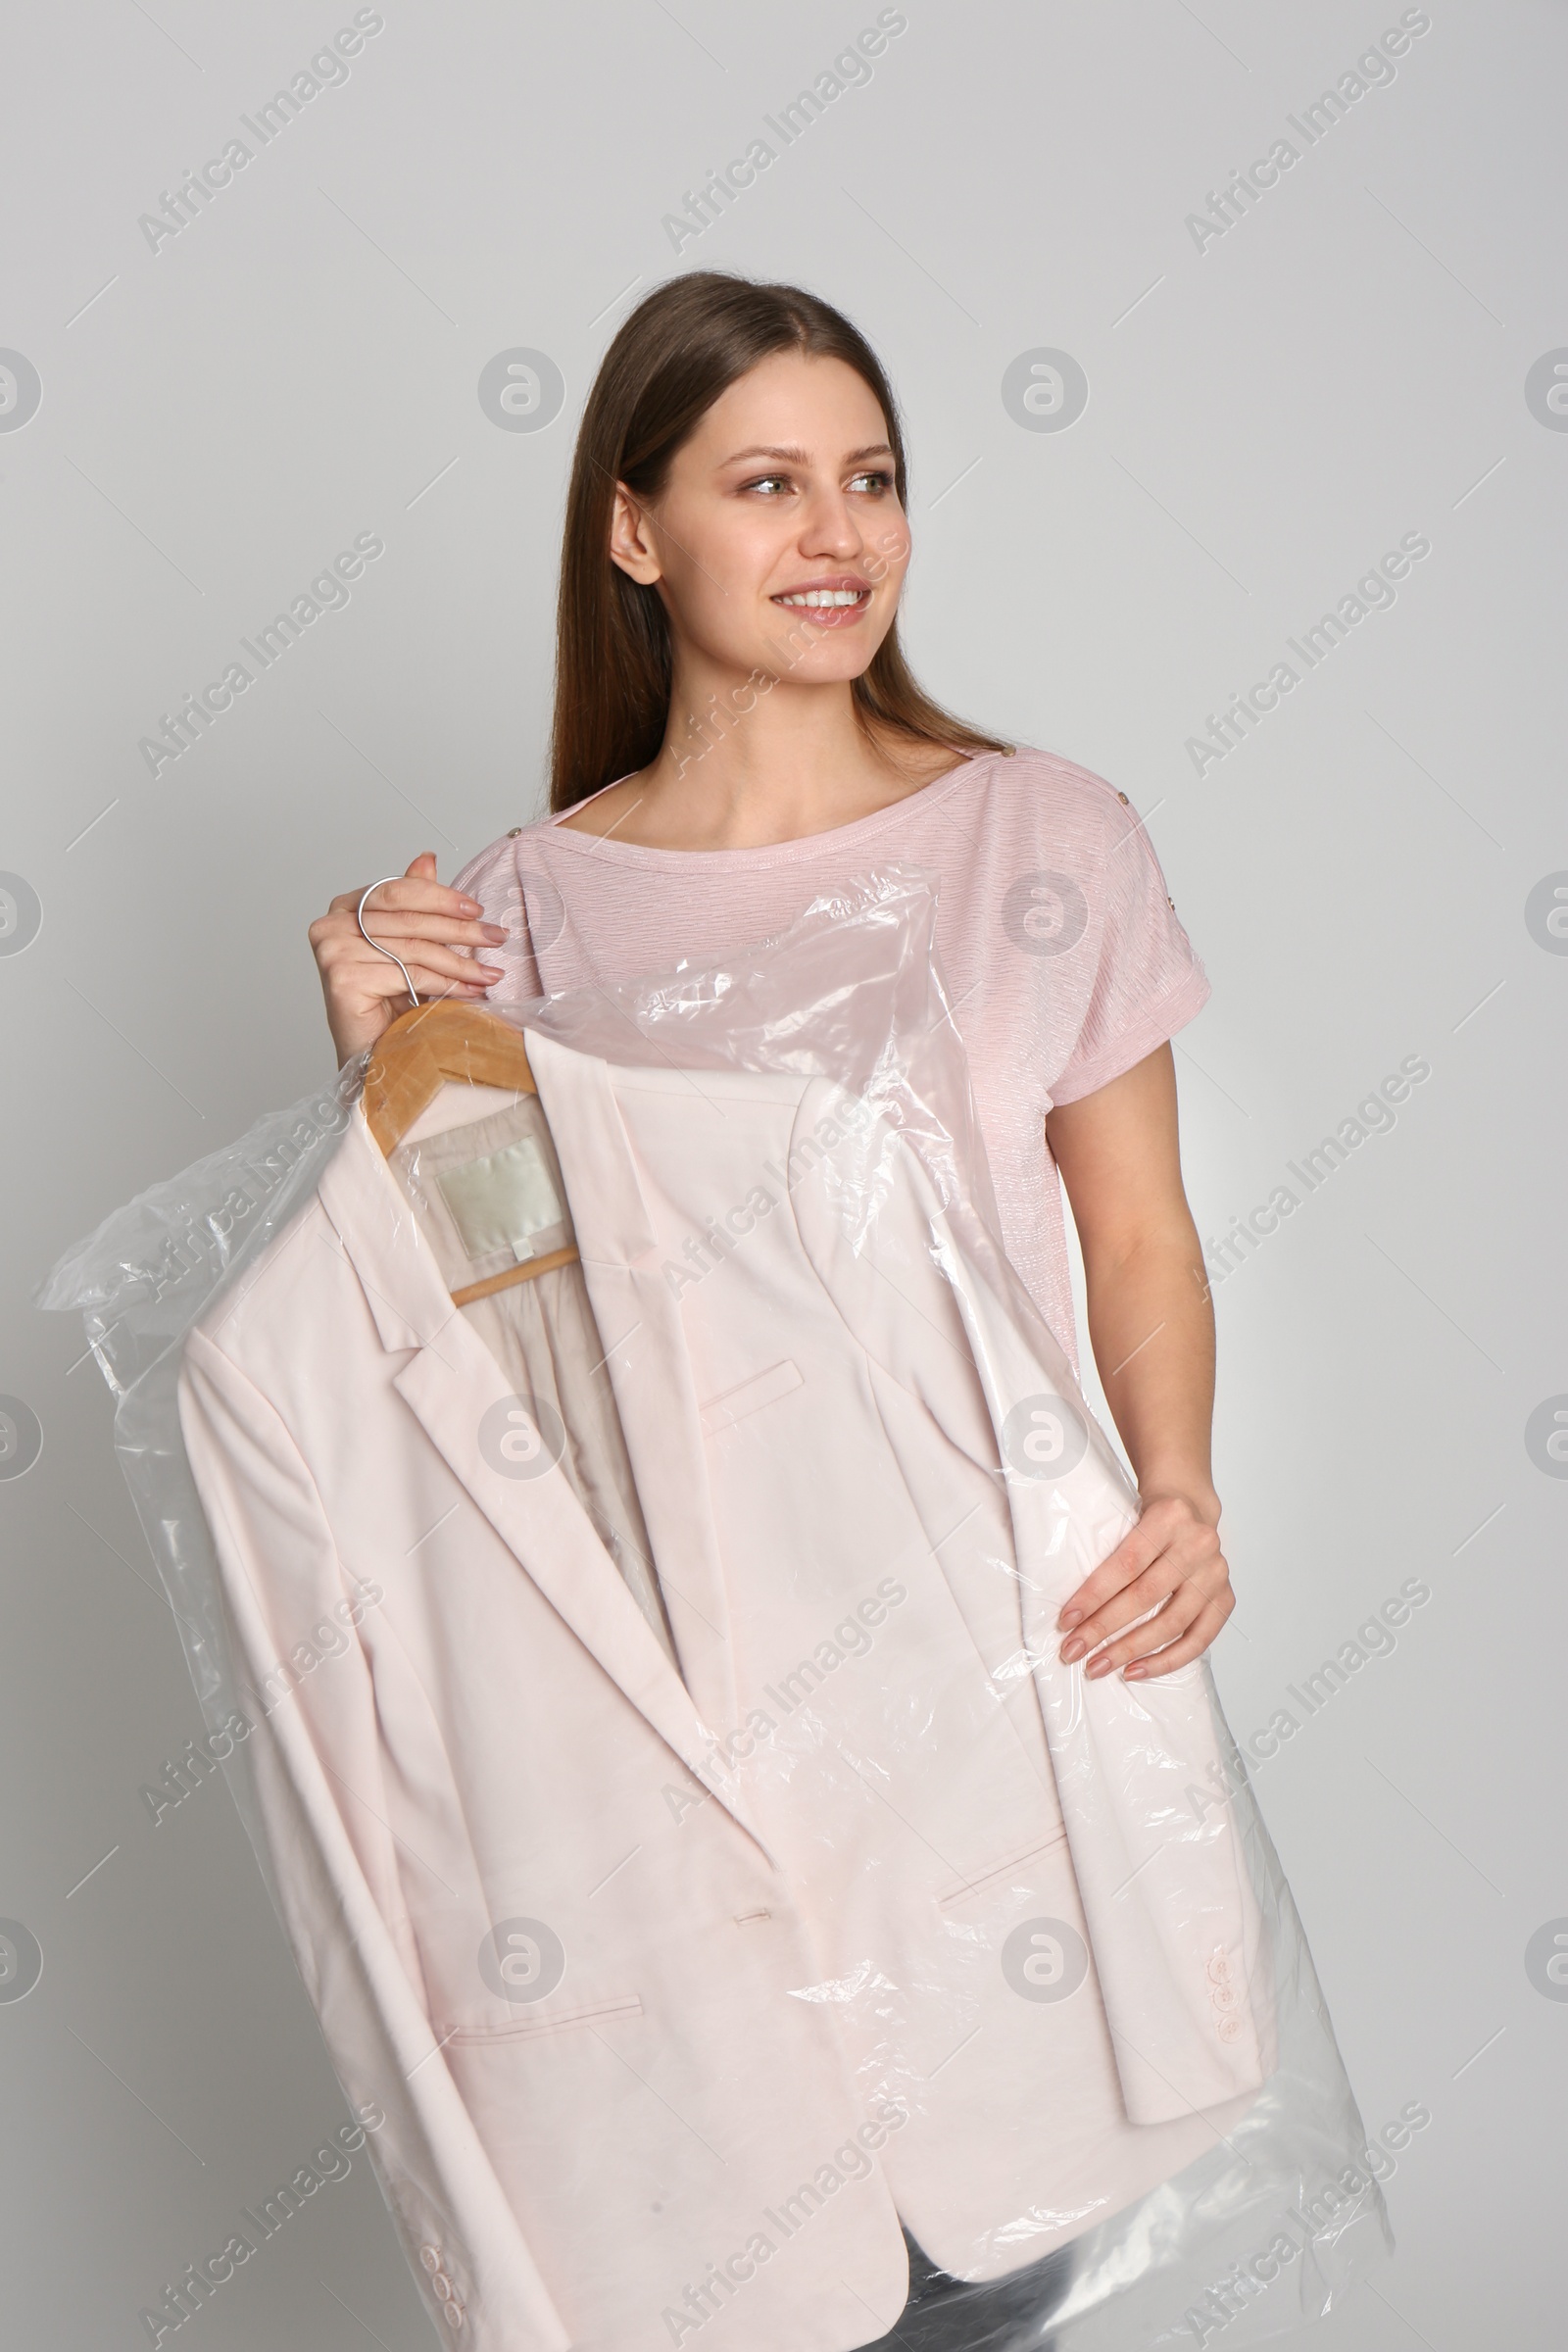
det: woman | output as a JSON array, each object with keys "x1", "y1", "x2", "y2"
[{"x1": 308, "y1": 271, "x2": 1235, "y2": 2345}]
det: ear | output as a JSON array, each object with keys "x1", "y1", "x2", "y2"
[{"x1": 609, "y1": 482, "x2": 662, "y2": 586}]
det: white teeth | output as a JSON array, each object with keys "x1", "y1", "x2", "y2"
[{"x1": 777, "y1": 588, "x2": 865, "y2": 608}]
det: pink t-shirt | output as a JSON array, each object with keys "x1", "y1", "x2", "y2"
[{"x1": 452, "y1": 745, "x2": 1209, "y2": 1368}]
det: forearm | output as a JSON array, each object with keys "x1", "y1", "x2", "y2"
[
  {"x1": 1082, "y1": 1222, "x2": 1220, "y2": 1526},
  {"x1": 1047, "y1": 1053, "x2": 1234, "y2": 1670}
]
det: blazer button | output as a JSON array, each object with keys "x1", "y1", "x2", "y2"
[
  {"x1": 419, "y1": 2246, "x2": 442, "y2": 2272},
  {"x1": 1116, "y1": 790, "x2": 1130, "y2": 805},
  {"x1": 506, "y1": 826, "x2": 523, "y2": 837}
]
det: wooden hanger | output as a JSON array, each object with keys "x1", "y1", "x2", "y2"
[{"x1": 356, "y1": 884, "x2": 579, "y2": 1306}]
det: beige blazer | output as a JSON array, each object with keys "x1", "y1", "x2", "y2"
[{"x1": 176, "y1": 1033, "x2": 1272, "y2": 2352}]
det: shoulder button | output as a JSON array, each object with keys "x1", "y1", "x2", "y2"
[
  {"x1": 506, "y1": 826, "x2": 522, "y2": 838},
  {"x1": 1116, "y1": 790, "x2": 1130, "y2": 805}
]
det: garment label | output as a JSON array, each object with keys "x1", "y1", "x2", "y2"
[{"x1": 435, "y1": 1135, "x2": 565, "y2": 1263}]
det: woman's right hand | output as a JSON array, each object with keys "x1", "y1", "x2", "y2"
[{"x1": 309, "y1": 853, "x2": 510, "y2": 1067}]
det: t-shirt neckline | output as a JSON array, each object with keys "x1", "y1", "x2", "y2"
[{"x1": 543, "y1": 750, "x2": 996, "y2": 867}]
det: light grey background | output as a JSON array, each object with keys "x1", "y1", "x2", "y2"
[{"x1": 3, "y1": 1, "x2": 1564, "y2": 2344}]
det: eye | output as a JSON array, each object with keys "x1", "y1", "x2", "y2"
[
  {"x1": 741, "y1": 473, "x2": 792, "y2": 496},
  {"x1": 848, "y1": 468, "x2": 894, "y2": 495}
]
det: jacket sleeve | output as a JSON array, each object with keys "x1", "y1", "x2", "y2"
[
  {"x1": 923, "y1": 1204, "x2": 1276, "y2": 2127},
  {"x1": 790, "y1": 1090, "x2": 1273, "y2": 2126},
  {"x1": 177, "y1": 1324, "x2": 570, "y2": 2352}
]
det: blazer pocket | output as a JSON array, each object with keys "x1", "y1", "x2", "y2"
[
  {"x1": 699, "y1": 1359, "x2": 804, "y2": 1435},
  {"x1": 444, "y1": 1994, "x2": 644, "y2": 2046},
  {"x1": 935, "y1": 1830, "x2": 1069, "y2": 1912}
]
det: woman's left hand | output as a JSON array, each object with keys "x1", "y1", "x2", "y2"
[{"x1": 1056, "y1": 1492, "x2": 1234, "y2": 1681}]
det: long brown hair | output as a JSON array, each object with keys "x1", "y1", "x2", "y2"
[{"x1": 549, "y1": 271, "x2": 1010, "y2": 812}]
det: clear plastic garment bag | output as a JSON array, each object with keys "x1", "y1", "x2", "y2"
[{"x1": 41, "y1": 870, "x2": 1392, "y2": 2352}]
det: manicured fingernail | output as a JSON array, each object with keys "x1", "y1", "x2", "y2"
[
  {"x1": 482, "y1": 924, "x2": 508, "y2": 941},
  {"x1": 459, "y1": 897, "x2": 482, "y2": 914},
  {"x1": 1085, "y1": 1655, "x2": 1112, "y2": 1679},
  {"x1": 1123, "y1": 1665, "x2": 1147, "y2": 1680},
  {"x1": 1058, "y1": 1607, "x2": 1083, "y2": 1631},
  {"x1": 1060, "y1": 1638, "x2": 1087, "y2": 1663}
]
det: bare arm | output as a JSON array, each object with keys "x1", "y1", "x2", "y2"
[{"x1": 1043, "y1": 1044, "x2": 1234, "y2": 1681}]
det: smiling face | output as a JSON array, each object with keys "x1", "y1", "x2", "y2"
[{"x1": 609, "y1": 348, "x2": 913, "y2": 694}]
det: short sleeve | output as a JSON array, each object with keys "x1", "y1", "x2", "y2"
[
  {"x1": 1049, "y1": 800, "x2": 1210, "y2": 1106},
  {"x1": 449, "y1": 832, "x2": 541, "y2": 1004}
]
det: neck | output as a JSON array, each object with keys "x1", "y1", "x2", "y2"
[{"x1": 632, "y1": 663, "x2": 938, "y2": 851}]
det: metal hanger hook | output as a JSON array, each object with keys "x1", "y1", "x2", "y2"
[{"x1": 356, "y1": 877, "x2": 420, "y2": 1011}]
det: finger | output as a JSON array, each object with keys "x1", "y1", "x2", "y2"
[
  {"x1": 323, "y1": 927, "x2": 507, "y2": 975},
  {"x1": 316, "y1": 922, "x2": 488, "y2": 970},
  {"x1": 384, "y1": 952, "x2": 502, "y2": 993},
  {"x1": 347, "y1": 953, "x2": 504, "y2": 1004},
  {"x1": 1056, "y1": 1517, "x2": 1172, "y2": 1629},
  {"x1": 405, "y1": 965, "x2": 505, "y2": 998},
  {"x1": 349, "y1": 910, "x2": 510, "y2": 952},
  {"x1": 332, "y1": 876, "x2": 488, "y2": 922},
  {"x1": 1121, "y1": 1599, "x2": 1232, "y2": 1680},
  {"x1": 343, "y1": 960, "x2": 433, "y2": 1005},
  {"x1": 366, "y1": 941, "x2": 508, "y2": 986},
  {"x1": 1060, "y1": 1560, "x2": 1182, "y2": 1660},
  {"x1": 359, "y1": 878, "x2": 491, "y2": 922},
  {"x1": 1087, "y1": 1587, "x2": 1207, "y2": 1676}
]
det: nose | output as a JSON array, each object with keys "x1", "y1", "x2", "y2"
[{"x1": 796, "y1": 483, "x2": 866, "y2": 564}]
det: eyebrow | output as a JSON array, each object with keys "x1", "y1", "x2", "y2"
[{"x1": 719, "y1": 442, "x2": 894, "y2": 467}]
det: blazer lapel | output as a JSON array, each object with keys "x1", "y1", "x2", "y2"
[
  {"x1": 317, "y1": 1105, "x2": 760, "y2": 1849},
  {"x1": 522, "y1": 1030, "x2": 740, "y2": 1740}
]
